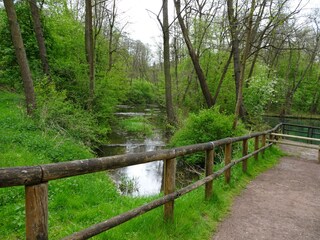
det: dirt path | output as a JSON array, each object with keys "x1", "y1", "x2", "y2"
[{"x1": 212, "y1": 143, "x2": 320, "y2": 240}]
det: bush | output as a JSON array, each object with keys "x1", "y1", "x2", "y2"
[
  {"x1": 127, "y1": 79, "x2": 156, "y2": 104},
  {"x1": 35, "y1": 82, "x2": 109, "y2": 147},
  {"x1": 169, "y1": 108, "x2": 247, "y2": 165},
  {"x1": 244, "y1": 68, "x2": 279, "y2": 123}
]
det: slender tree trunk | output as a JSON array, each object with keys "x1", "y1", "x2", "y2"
[
  {"x1": 85, "y1": 0, "x2": 95, "y2": 109},
  {"x1": 107, "y1": 0, "x2": 116, "y2": 72},
  {"x1": 212, "y1": 51, "x2": 233, "y2": 106},
  {"x1": 174, "y1": 0, "x2": 214, "y2": 108},
  {"x1": 4, "y1": 0, "x2": 36, "y2": 115},
  {"x1": 28, "y1": 0, "x2": 50, "y2": 78},
  {"x1": 163, "y1": 0, "x2": 176, "y2": 125},
  {"x1": 226, "y1": 0, "x2": 242, "y2": 128},
  {"x1": 173, "y1": 36, "x2": 179, "y2": 103}
]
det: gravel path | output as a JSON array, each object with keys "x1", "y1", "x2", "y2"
[{"x1": 212, "y1": 143, "x2": 320, "y2": 240}]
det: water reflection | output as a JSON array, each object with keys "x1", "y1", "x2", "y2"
[{"x1": 100, "y1": 105, "x2": 166, "y2": 197}]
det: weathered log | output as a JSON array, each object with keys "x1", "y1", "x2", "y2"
[
  {"x1": 224, "y1": 143, "x2": 232, "y2": 184},
  {"x1": 254, "y1": 136, "x2": 259, "y2": 160},
  {"x1": 0, "y1": 166, "x2": 42, "y2": 187},
  {"x1": 26, "y1": 182, "x2": 48, "y2": 240},
  {"x1": 271, "y1": 133, "x2": 320, "y2": 143},
  {"x1": 242, "y1": 139, "x2": 248, "y2": 173},
  {"x1": 261, "y1": 134, "x2": 266, "y2": 155},
  {"x1": 205, "y1": 148, "x2": 214, "y2": 200},
  {"x1": 164, "y1": 158, "x2": 176, "y2": 221},
  {"x1": 268, "y1": 140, "x2": 320, "y2": 150}
]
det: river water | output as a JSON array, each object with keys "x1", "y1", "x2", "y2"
[{"x1": 98, "y1": 105, "x2": 167, "y2": 197}]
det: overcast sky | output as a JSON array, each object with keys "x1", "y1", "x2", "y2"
[
  {"x1": 118, "y1": 0, "x2": 319, "y2": 47},
  {"x1": 118, "y1": 0, "x2": 171, "y2": 47}
]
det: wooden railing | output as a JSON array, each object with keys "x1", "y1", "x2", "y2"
[
  {"x1": 282, "y1": 123, "x2": 320, "y2": 144},
  {"x1": 271, "y1": 123, "x2": 320, "y2": 163},
  {"x1": 0, "y1": 124, "x2": 283, "y2": 239}
]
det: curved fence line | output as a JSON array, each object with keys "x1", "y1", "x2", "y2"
[{"x1": 1, "y1": 123, "x2": 283, "y2": 239}]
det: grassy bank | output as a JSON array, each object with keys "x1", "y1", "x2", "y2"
[{"x1": 0, "y1": 91, "x2": 282, "y2": 239}]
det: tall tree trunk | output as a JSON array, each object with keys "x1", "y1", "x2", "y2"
[
  {"x1": 28, "y1": 0, "x2": 50, "y2": 78},
  {"x1": 162, "y1": 0, "x2": 176, "y2": 125},
  {"x1": 4, "y1": 0, "x2": 36, "y2": 115},
  {"x1": 174, "y1": 0, "x2": 214, "y2": 108},
  {"x1": 212, "y1": 51, "x2": 233, "y2": 106},
  {"x1": 173, "y1": 36, "x2": 179, "y2": 103},
  {"x1": 85, "y1": 0, "x2": 95, "y2": 109},
  {"x1": 107, "y1": 0, "x2": 116, "y2": 72},
  {"x1": 227, "y1": 0, "x2": 242, "y2": 128}
]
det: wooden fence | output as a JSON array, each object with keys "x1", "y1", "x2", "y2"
[
  {"x1": 0, "y1": 124, "x2": 283, "y2": 239},
  {"x1": 282, "y1": 123, "x2": 320, "y2": 144},
  {"x1": 270, "y1": 124, "x2": 320, "y2": 163}
]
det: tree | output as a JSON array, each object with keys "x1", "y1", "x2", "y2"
[
  {"x1": 174, "y1": 0, "x2": 214, "y2": 108},
  {"x1": 28, "y1": 0, "x2": 50, "y2": 78},
  {"x1": 3, "y1": 0, "x2": 36, "y2": 115},
  {"x1": 85, "y1": 0, "x2": 95, "y2": 109},
  {"x1": 226, "y1": 0, "x2": 243, "y2": 128},
  {"x1": 156, "y1": 0, "x2": 176, "y2": 125}
]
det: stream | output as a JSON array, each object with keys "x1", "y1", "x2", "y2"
[{"x1": 98, "y1": 105, "x2": 167, "y2": 197}]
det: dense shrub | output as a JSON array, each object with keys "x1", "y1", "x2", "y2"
[
  {"x1": 244, "y1": 68, "x2": 279, "y2": 123},
  {"x1": 0, "y1": 91, "x2": 93, "y2": 165},
  {"x1": 169, "y1": 108, "x2": 247, "y2": 165},
  {"x1": 127, "y1": 79, "x2": 156, "y2": 104},
  {"x1": 35, "y1": 82, "x2": 109, "y2": 147}
]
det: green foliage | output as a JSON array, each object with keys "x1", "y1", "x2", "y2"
[
  {"x1": 0, "y1": 2, "x2": 38, "y2": 87},
  {"x1": 170, "y1": 108, "x2": 247, "y2": 165},
  {"x1": 0, "y1": 91, "x2": 93, "y2": 166},
  {"x1": 244, "y1": 67, "x2": 279, "y2": 122},
  {"x1": 127, "y1": 79, "x2": 156, "y2": 104},
  {"x1": 119, "y1": 116, "x2": 153, "y2": 137},
  {"x1": 44, "y1": 2, "x2": 88, "y2": 104},
  {"x1": 34, "y1": 82, "x2": 108, "y2": 146},
  {"x1": 93, "y1": 68, "x2": 129, "y2": 124}
]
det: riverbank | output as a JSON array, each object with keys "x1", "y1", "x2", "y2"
[{"x1": 0, "y1": 91, "x2": 283, "y2": 239}]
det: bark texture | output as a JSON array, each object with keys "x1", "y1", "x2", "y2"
[
  {"x1": 29, "y1": 0, "x2": 50, "y2": 78},
  {"x1": 4, "y1": 0, "x2": 36, "y2": 115}
]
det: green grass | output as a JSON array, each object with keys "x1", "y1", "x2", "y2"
[
  {"x1": 0, "y1": 91, "x2": 283, "y2": 239},
  {"x1": 119, "y1": 116, "x2": 154, "y2": 136}
]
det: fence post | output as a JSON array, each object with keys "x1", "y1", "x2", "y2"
[
  {"x1": 224, "y1": 143, "x2": 232, "y2": 184},
  {"x1": 261, "y1": 134, "x2": 266, "y2": 155},
  {"x1": 254, "y1": 136, "x2": 259, "y2": 160},
  {"x1": 26, "y1": 182, "x2": 48, "y2": 240},
  {"x1": 307, "y1": 127, "x2": 312, "y2": 143},
  {"x1": 164, "y1": 158, "x2": 176, "y2": 221},
  {"x1": 242, "y1": 139, "x2": 248, "y2": 173},
  {"x1": 205, "y1": 149, "x2": 214, "y2": 200}
]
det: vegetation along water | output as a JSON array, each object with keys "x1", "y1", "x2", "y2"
[{"x1": 0, "y1": 0, "x2": 319, "y2": 239}]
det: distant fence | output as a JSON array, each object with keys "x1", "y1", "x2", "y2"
[
  {"x1": 0, "y1": 124, "x2": 284, "y2": 239},
  {"x1": 269, "y1": 123, "x2": 320, "y2": 163},
  {"x1": 281, "y1": 123, "x2": 320, "y2": 144}
]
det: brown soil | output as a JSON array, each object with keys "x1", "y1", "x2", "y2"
[{"x1": 212, "y1": 143, "x2": 320, "y2": 240}]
